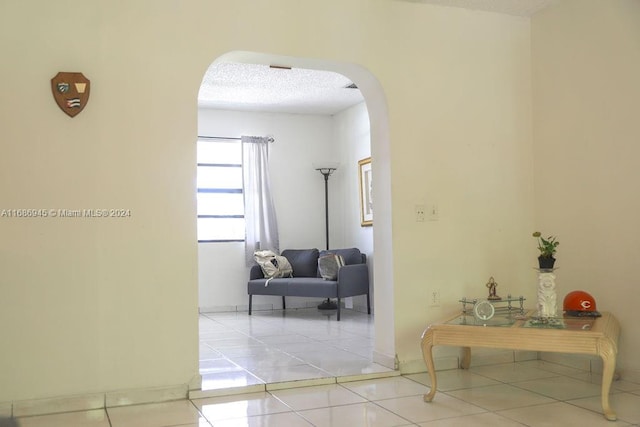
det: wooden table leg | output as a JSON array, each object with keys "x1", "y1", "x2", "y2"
[
  {"x1": 599, "y1": 337, "x2": 618, "y2": 421},
  {"x1": 420, "y1": 327, "x2": 437, "y2": 402}
]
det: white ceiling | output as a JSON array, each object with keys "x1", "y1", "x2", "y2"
[
  {"x1": 197, "y1": 0, "x2": 553, "y2": 115},
  {"x1": 198, "y1": 62, "x2": 364, "y2": 115}
]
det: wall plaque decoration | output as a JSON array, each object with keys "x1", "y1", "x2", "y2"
[{"x1": 51, "y1": 72, "x2": 90, "y2": 117}]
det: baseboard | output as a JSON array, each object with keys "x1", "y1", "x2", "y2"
[
  {"x1": 12, "y1": 393, "x2": 105, "y2": 418},
  {"x1": 352, "y1": 303, "x2": 371, "y2": 314},
  {"x1": 0, "y1": 402, "x2": 11, "y2": 418},
  {"x1": 6, "y1": 384, "x2": 191, "y2": 418},
  {"x1": 515, "y1": 350, "x2": 538, "y2": 362},
  {"x1": 399, "y1": 349, "x2": 540, "y2": 375},
  {"x1": 399, "y1": 356, "x2": 460, "y2": 375},
  {"x1": 199, "y1": 305, "x2": 239, "y2": 313},
  {"x1": 621, "y1": 368, "x2": 640, "y2": 384},
  {"x1": 372, "y1": 351, "x2": 396, "y2": 370},
  {"x1": 200, "y1": 301, "x2": 371, "y2": 314},
  {"x1": 199, "y1": 303, "x2": 275, "y2": 313},
  {"x1": 468, "y1": 348, "x2": 517, "y2": 367},
  {"x1": 539, "y1": 352, "x2": 594, "y2": 371},
  {"x1": 105, "y1": 384, "x2": 188, "y2": 408},
  {"x1": 188, "y1": 373, "x2": 203, "y2": 391},
  {"x1": 403, "y1": 351, "x2": 613, "y2": 377}
]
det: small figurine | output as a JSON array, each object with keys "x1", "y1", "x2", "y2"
[{"x1": 486, "y1": 276, "x2": 502, "y2": 300}]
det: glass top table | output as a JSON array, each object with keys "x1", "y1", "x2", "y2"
[
  {"x1": 421, "y1": 310, "x2": 620, "y2": 421},
  {"x1": 447, "y1": 312, "x2": 597, "y2": 330}
]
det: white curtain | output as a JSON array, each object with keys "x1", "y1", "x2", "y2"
[{"x1": 242, "y1": 136, "x2": 280, "y2": 266}]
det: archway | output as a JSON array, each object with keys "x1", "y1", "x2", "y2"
[{"x1": 196, "y1": 51, "x2": 396, "y2": 388}]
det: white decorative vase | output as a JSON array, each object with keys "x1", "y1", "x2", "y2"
[{"x1": 537, "y1": 271, "x2": 557, "y2": 318}]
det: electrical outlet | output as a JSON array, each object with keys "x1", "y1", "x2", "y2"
[
  {"x1": 430, "y1": 289, "x2": 441, "y2": 306},
  {"x1": 416, "y1": 205, "x2": 426, "y2": 222}
]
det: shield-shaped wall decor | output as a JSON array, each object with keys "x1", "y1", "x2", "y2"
[{"x1": 51, "y1": 72, "x2": 90, "y2": 117}]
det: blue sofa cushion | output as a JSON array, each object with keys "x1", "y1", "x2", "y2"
[
  {"x1": 319, "y1": 248, "x2": 363, "y2": 265},
  {"x1": 281, "y1": 248, "x2": 319, "y2": 278}
]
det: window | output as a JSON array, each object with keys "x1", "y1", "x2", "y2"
[{"x1": 197, "y1": 138, "x2": 245, "y2": 242}]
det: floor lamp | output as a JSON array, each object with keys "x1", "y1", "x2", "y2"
[{"x1": 315, "y1": 163, "x2": 338, "y2": 310}]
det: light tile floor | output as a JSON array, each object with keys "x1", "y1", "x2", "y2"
[
  {"x1": 11, "y1": 308, "x2": 640, "y2": 426},
  {"x1": 198, "y1": 308, "x2": 392, "y2": 391}
]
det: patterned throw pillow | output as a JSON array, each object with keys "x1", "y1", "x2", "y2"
[{"x1": 318, "y1": 254, "x2": 345, "y2": 280}]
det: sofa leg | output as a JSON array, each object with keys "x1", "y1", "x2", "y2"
[
  {"x1": 366, "y1": 293, "x2": 371, "y2": 314},
  {"x1": 282, "y1": 296, "x2": 286, "y2": 310},
  {"x1": 248, "y1": 295, "x2": 252, "y2": 315},
  {"x1": 337, "y1": 298, "x2": 341, "y2": 321}
]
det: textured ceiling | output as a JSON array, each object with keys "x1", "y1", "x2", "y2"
[
  {"x1": 198, "y1": 62, "x2": 364, "y2": 115},
  {"x1": 198, "y1": 0, "x2": 553, "y2": 115}
]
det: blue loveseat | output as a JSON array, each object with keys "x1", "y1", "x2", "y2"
[{"x1": 248, "y1": 248, "x2": 371, "y2": 321}]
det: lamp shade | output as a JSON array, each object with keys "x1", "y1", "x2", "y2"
[{"x1": 313, "y1": 162, "x2": 339, "y2": 170}]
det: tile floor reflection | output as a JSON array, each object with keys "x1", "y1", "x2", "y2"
[
  {"x1": 12, "y1": 308, "x2": 640, "y2": 426},
  {"x1": 198, "y1": 308, "x2": 392, "y2": 391}
]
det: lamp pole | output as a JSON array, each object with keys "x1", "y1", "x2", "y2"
[
  {"x1": 315, "y1": 166, "x2": 337, "y2": 250},
  {"x1": 315, "y1": 166, "x2": 337, "y2": 310},
  {"x1": 321, "y1": 170, "x2": 331, "y2": 250}
]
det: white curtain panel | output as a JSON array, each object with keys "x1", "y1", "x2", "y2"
[{"x1": 242, "y1": 136, "x2": 280, "y2": 266}]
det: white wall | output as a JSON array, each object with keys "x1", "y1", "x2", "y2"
[
  {"x1": 385, "y1": 4, "x2": 535, "y2": 371},
  {"x1": 2, "y1": 0, "x2": 590, "y2": 405},
  {"x1": 531, "y1": 0, "x2": 640, "y2": 380},
  {"x1": 198, "y1": 103, "x2": 373, "y2": 312},
  {"x1": 334, "y1": 102, "x2": 374, "y2": 311},
  {"x1": 198, "y1": 109, "x2": 338, "y2": 310}
]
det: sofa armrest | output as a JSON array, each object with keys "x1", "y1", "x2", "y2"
[
  {"x1": 336, "y1": 263, "x2": 369, "y2": 297},
  {"x1": 250, "y1": 264, "x2": 264, "y2": 280}
]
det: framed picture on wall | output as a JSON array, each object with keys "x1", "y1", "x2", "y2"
[{"x1": 358, "y1": 157, "x2": 373, "y2": 226}]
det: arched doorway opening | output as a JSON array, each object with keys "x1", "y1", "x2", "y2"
[{"x1": 196, "y1": 51, "x2": 396, "y2": 391}]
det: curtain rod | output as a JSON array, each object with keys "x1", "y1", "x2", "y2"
[{"x1": 197, "y1": 135, "x2": 275, "y2": 143}]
